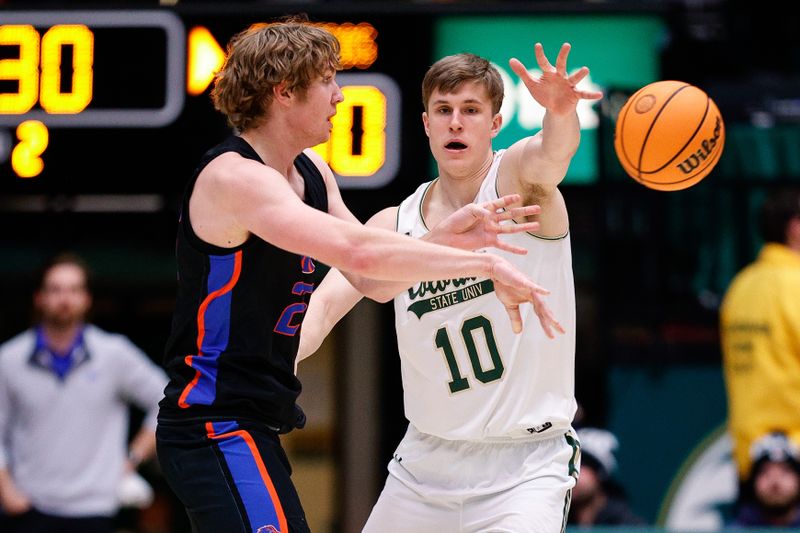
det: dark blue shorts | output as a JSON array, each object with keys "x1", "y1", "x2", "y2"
[{"x1": 156, "y1": 419, "x2": 310, "y2": 533}]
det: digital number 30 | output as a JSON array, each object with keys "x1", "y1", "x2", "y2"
[{"x1": 0, "y1": 24, "x2": 94, "y2": 115}]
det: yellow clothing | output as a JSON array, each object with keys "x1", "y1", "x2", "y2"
[{"x1": 721, "y1": 243, "x2": 800, "y2": 479}]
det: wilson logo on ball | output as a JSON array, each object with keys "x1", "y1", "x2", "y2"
[
  {"x1": 676, "y1": 116, "x2": 723, "y2": 175},
  {"x1": 614, "y1": 80, "x2": 726, "y2": 191}
]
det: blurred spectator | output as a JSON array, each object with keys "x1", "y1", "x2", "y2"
[
  {"x1": 731, "y1": 432, "x2": 800, "y2": 527},
  {"x1": 720, "y1": 187, "x2": 800, "y2": 482},
  {"x1": 568, "y1": 427, "x2": 645, "y2": 526},
  {"x1": 0, "y1": 253, "x2": 168, "y2": 533}
]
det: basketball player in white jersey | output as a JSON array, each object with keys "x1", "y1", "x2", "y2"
[{"x1": 299, "y1": 43, "x2": 602, "y2": 532}]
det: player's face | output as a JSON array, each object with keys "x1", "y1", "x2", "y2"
[
  {"x1": 754, "y1": 462, "x2": 800, "y2": 509},
  {"x1": 35, "y1": 263, "x2": 91, "y2": 328},
  {"x1": 295, "y1": 70, "x2": 344, "y2": 146},
  {"x1": 422, "y1": 81, "x2": 502, "y2": 177}
]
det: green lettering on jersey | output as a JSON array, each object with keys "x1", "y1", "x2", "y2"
[{"x1": 408, "y1": 280, "x2": 494, "y2": 318}]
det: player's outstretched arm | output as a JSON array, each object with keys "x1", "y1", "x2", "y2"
[
  {"x1": 297, "y1": 268, "x2": 363, "y2": 364},
  {"x1": 206, "y1": 154, "x2": 557, "y2": 333},
  {"x1": 505, "y1": 42, "x2": 604, "y2": 187},
  {"x1": 500, "y1": 42, "x2": 603, "y2": 236},
  {"x1": 343, "y1": 194, "x2": 542, "y2": 303}
]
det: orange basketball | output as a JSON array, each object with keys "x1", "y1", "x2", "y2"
[{"x1": 614, "y1": 80, "x2": 725, "y2": 191}]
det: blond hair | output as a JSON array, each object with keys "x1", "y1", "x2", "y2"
[
  {"x1": 212, "y1": 19, "x2": 341, "y2": 131},
  {"x1": 422, "y1": 53, "x2": 504, "y2": 115}
]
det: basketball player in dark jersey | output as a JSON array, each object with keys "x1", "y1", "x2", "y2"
[{"x1": 156, "y1": 19, "x2": 562, "y2": 533}]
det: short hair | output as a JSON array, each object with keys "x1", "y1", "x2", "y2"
[
  {"x1": 211, "y1": 17, "x2": 341, "y2": 132},
  {"x1": 758, "y1": 187, "x2": 800, "y2": 244},
  {"x1": 422, "y1": 53, "x2": 504, "y2": 115},
  {"x1": 37, "y1": 252, "x2": 92, "y2": 292}
]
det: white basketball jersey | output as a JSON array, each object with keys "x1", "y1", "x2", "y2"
[{"x1": 393, "y1": 150, "x2": 577, "y2": 441}]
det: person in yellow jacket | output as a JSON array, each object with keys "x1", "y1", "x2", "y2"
[{"x1": 721, "y1": 187, "x2": 800, "y2": 482}]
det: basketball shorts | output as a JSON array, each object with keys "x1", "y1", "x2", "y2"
[
  {"x1": 362, "y1": 425, "x2": 580, "y2": 533},
  {"x1": 156, "y1": 419, "x2": 309, "y2": 533}
]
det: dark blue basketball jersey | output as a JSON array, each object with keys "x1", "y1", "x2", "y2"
[{"x1": 159, "y1": 136, "x2": 328, "y2": 432}]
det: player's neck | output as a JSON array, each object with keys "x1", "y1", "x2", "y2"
[
  {"x1": 240, "y1": 124, "x2": 307, "y2": 178},
  {"x1": 434, "y1": 152, "x2": 494, "y2": 209}
]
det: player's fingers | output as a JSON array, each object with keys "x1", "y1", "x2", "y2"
[
  {"x1": 528, "y1": 282, "x2": 550, "y2": 296},
  {"x1": 494, "y1": 204, "x2": 540, "y2": 222},
  {"x1": 535, "y1": 42, "x2": 556, "y2": 72},
  {"x1": 539, "y1": 318, "x2": 554, "y2": 339},
  {"x1": 496, "y1": 221, "x2": 539, "y2": 234},
  {"x1": 568, "y1": 66, "x2": 589, "y2": 85},
  {"x1": 555, "y1": 42, "x2": 570, "y2": 76},
  {"x1": 492, "y1": 241, "x2": 529, "y2": 255},
  {"x1": 509, "y1": 58, "x2": 535, "y2": 84},
  {"x1": 577, "y1": 89, "x2": 604, "y2": 101},
  {"x1": 532, "y1": 299, "x2": 563, "y2": 339},
  {"x1": 505, "y1": 305, "x2": 523, "y2": 334},
  {"x1": 484, "y1": 194, "x2": 521, "y2": 212},
  {"x1": 541, "y1": 309, "x2": 565, "y2": 338}
]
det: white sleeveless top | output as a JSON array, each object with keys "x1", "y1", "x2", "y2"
[{"x1": 393, "y1": 150, "x2": 576, "y2": 441}]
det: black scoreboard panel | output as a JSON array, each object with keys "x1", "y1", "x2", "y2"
[{"x1": 0, "y1": 8, "x2": 433, "y2": 199}]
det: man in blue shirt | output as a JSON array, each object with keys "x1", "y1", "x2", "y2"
[{"x1": 0, "y1": 253, "x2": 168, "y2": 533}]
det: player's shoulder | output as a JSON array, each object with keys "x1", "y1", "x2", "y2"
[
  {"x1": 199, "y1": 152, "x2": 289, "y2": 202},
  {"x1": 203, "y1": 150, "x2": 265, "y2": 178},
  {"x1": 301, "y1": 148, "x2": 336, "y2": 183},
  {"x1": 366, "y1": 205, "x2": 399, "y2": 230},
  {"x1": 403, "y1": 179, "x2": 437, "y2": 205},
  {"x1": 301, "y1": 147, "x2": 327, "y2": 169}
]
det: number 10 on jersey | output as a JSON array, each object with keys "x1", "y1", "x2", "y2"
[{"x1": 436, "y1": 316, "x2": 505, "y2": 394}]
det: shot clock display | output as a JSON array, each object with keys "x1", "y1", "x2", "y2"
[{"x1": 0, "y1": 9, "x2": 407, "y2": 190}]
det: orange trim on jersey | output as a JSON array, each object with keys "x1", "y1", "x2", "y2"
[
  {"x1": 206, "y1": 425, "x2": 289, "y2": 533},
  {"x1": 178, "y1": 251, "x2": 243, "y2": 408}
]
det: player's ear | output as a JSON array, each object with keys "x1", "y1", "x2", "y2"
[
  {"x1": 422, "y1": 111, "x2": 431, "y2": 137},
  {"x1": 490, "y1": 112, "x2": 503, "y2": 138},
  {"x1": 273, "y1": 81, "x2": 292, "y2": 106}
]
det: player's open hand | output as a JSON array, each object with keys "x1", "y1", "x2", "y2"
[
  {"x1": 489, "y1": 257, "x2": 566, "y2": 337},
  {"x1": 509, "y1": 43, "x2": 603, "y2": 117},
  {"x1": 433, "y1": 194, "x2": 540, "y2": 254}
]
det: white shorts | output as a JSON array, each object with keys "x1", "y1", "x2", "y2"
[{"x1": 362, "y1": 425, "x2": 580, "y2": 533}]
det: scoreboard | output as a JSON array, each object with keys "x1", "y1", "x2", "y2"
[
  {"x1": 0, "y1": 7, "x2": 662, "y2": 198},
  {"x1": 0, "y1": 8, "x2": 422, "y2": 195}
]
